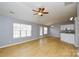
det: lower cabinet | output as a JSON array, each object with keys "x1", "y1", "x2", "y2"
[{"x1": 60, "y1": 33, "x2": 75, "y2": 44}]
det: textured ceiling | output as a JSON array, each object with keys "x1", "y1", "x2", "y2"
[{"x1": 0, "y1": 2, "x2": 77, "y2": 26}]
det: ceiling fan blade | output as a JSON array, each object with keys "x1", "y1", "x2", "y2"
[
  {"x1": 33, "y1": 13, "x2": 38, "y2": 15},
  {"x1": 42, "y1": 8, "x2": 45, "y2": 11},
  {"x1": 38, "y1": 8, "x2": 41, "y2": 11},
  {"x1": 43, "y1": 12, "x2": 48, "y2": 14},
  {"x1": 39, "y1": 8, "x2": 45, "y2": 13},
  {"x1": 32, "y1": 9, "x2": 39, "y2": 12}
]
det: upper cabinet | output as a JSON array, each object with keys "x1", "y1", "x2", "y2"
[
  {"x1": 60, "y1": 24, "x2": 75, "y2": 31},
  {"x1": 67, "y1": 24, "x2": 74, "y2": 30}
]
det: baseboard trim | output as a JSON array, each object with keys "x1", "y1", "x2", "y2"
[{"x1": 0, "y1": 37, "x2": 42, "y2": 48}]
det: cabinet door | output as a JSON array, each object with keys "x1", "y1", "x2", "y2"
[
  {"x1": 61, "y1": 33, "x2": 75, "y2": 44},
  {"x1": 66, "y1": 24, "x2": 74, "y2": 30},
  {"x1": 61, "y1": 25, "x2": 64, "y2": 30},
  {"x1": 67, "y1": 25, "x2": 71, "y2": 30},
  {"x1": 70, "y1": 24, "x2": 74, "y2": 30},
  {"x1": 61, "y1": 25, "x2": 66, "y2": 30}
]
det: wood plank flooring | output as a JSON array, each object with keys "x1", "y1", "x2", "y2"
[{"x1": 0, "y1": 37, "x2": 77, "y2": 57}]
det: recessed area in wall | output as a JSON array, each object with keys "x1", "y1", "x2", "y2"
[{"x1": 9, "y1": 11, "x2": 14, "y2": 14}]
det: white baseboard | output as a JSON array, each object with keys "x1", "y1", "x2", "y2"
[{"x1": 0, "y1": 38, "x2": 40, "y2": 48}]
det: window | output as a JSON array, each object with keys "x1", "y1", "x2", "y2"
[
  {"x1": 40, "y1": 27, "x2": 43, "y2": 35},
  {"x1": 13, "y1": 23, "x2": 20, "y2": 38},
  {"x1": 21, "y1": 24, "x2": 27, "y2": 37},
  {"x1": 13, "y1": 23, "x2": 32, "y2": 38},
  {"x1": 44, "y1": 27, "x2": 48, "y2": 34},
  {"x1": 26, "y1": 25, "x2": 32, "y2": 36}
]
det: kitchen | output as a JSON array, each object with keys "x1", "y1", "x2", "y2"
[{"x1": 60, "y1": 17, "x2": 79, "y2": 47}]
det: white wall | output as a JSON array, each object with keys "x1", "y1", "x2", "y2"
[
  {"x1": 75, "y1": 17, "x2": 79, "y2": 47},
  {"x1": 0, "y1": 16, "x2": 48, "y2": 47},
  {"x1": 48, "y1": 25, "x2": 60, "y2": 38},
  {"x1": 0, "y1": 16, "x2": 12, "y2": 47},
  {"x1": 75, "y1": 3, "x2": 79, "y2": 47}
]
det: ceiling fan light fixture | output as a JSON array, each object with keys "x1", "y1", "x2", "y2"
[{"x1": 38, "y1": 12, "x2": 43, "y2": 16}]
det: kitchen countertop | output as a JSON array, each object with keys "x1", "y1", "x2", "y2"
[
  {"x1": 60, "y1": 30, "x2": 75, "y2": 34},
  {"x1": 60, "y1": 32, "x2": 75, "y2": 34}
]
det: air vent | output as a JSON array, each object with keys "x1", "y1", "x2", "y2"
[{"x1": 9, "y1": 11, "x2": 14, "y2": 14}]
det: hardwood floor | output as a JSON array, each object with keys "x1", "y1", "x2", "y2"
[{"x1": 0, "y1": 37, "x2": 77, "y2": 57}]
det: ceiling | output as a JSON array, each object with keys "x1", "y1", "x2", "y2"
[{"x1": 0, "y1": 2, "x2": 77, "y2": 26}]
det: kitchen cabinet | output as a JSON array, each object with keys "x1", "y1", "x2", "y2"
[
  {"x1": 60, "y1": 24, "x2": 75, "y2": 45},
  {"x1": 60, "y1": 33, "x2": 75, "y2": 44},
  {"x1": 60, "y1": 24, "x2": 74, "y2": 31}
]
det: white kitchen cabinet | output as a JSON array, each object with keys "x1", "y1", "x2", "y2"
[
  {"x1": 61, "y1": 25, "x2": 66, "y2": 31},
  {"x1": 60, "y1": 24, "x2": 74, "y2": 31},
  {"x1": 61, "y1": 25, "x2": 65, "y2": 30},
  {"x1": 60, "y1": 33, "x2": 75, "y2": 44},
  {"x1": 60, "y1": 24, "x2": 75, "y2": 45}
]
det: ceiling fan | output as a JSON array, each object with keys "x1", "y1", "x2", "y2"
[{"x1": 32, "y1": 8, "x2": 48, "y2": 16}]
